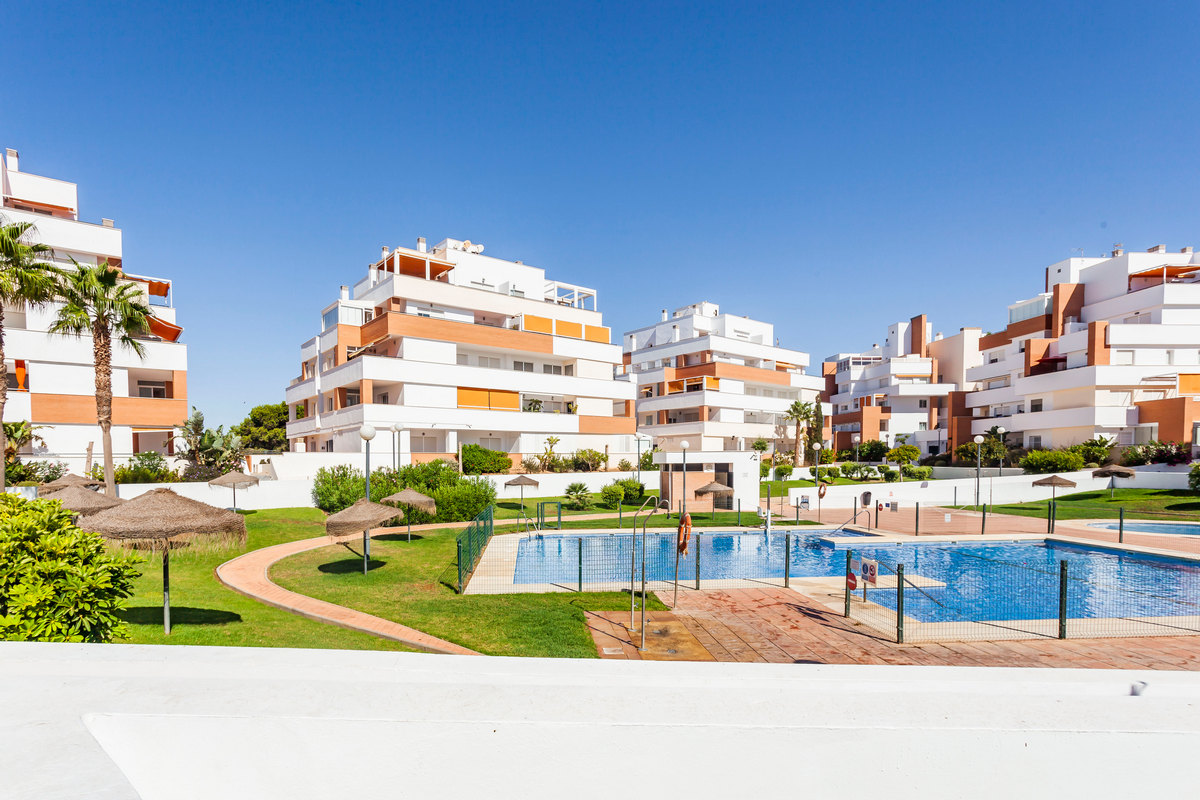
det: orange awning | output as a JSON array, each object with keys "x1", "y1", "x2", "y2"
[{"x1": 148, "y1": 316, "x2": 183, "y2": 342}]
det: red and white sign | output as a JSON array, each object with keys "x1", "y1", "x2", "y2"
[{"x1": 861, "y1": 558, "x2": 878, "y2": 586}]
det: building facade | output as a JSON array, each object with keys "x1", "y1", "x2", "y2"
[
  {"x1": 622, "y1": 302, "x2": 825, "y2": 453},
  {"x1": 285, "y1": 238, "x2": 638, "y2": 467},
  {"x1": 963, "y1": 245, "x2": 1200, "y2": 450},
  {"x1": 824, "y1": 315, "x2": 982, "y2": 457},
  {"x1": 1, "y1": 148, "x2": 187, "y2": 469}
]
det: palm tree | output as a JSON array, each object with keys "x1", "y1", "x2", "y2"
[
  {"x1": 49, "y1": 261, "x2": 152, "y2": 496},
  {"x1": 784, "y1": 400, "x2": 813, "y2": 467},
  {"x1": 3, "y1": 420, "x2": 46, "y2": 464},
  {"x1": 0, "y1": 220, "x2": 59, "y2": 491}
]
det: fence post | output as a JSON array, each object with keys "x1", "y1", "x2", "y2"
[
  {"x1": 953, "y1": 486, "x2": 957, "y2": 507},
  {"x1": 1058, "y1": 559, "x2": 1068, "y2": 639},
  {"x1": 844, "y1": 550, "x2": 852, "y2": 617},
  {"x1": 619, "y1": 505, "x2": 622, "y2": 528},
  {"x1": 737, "y1": 499, "x2": 741, "y2": 527},
  {"x1": 1051, "y1": 500, "x2": 1057, "y2": 534},
  {"x1": 914, "y1": 501, "x2": 920, "y2": 536},
  {"x1": 695, "y1": 534, "x2": 701, "y2": 590},
  {"x1": 795, "y1": 501, "x2": 799, "y2": 524},
  {"x1": 981, "y1": 504, "x2": 987, "y2": 535},
  {"x1": 874, "y1": 502, "x2": 879, "y2": 529},
  {"x1": 896, "y1": 563, "x2": 905, "y2": 644},
  {"x1": 1046, "y1": 501, "x2": 1052, "y2": 533},
  {"x1": 1119, "y1": 507, "x2": 1125, "y2": 544},
  {"x1": 784, "y1": 533, "x2": 791, "y2": 589},
  {"x1": 577, "y1": 537, "x2": 584, "y2": 592},
  {"x1": 853, "y1": 495, "x2": 857, "y2": 523},
  {"x1": 457, "y1": 539, "x2": 464, "y2": 593}
]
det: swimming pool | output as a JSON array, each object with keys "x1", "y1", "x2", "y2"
[
  {"x1": 1092, "y1": 521, "x2": 1200, "y2": 536},
  {"x1": 512, "y1": 530, "x2": 1200, "y2": 624}
]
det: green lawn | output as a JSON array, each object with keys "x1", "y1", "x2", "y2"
[
  {"x1": 981, "y1": 489, "x2": 1200, "y2": 521},
  {"x1": 272, "y1": 515, "x2": 673, "y2": 658},
  {"x1": 118, "y1": 508, "x2": 418, "y2": 651}
]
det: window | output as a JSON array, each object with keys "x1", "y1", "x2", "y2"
[
  {"x1": 513, "y1": 361, "x2": 533, "y2": 372},
  {"x1": 456, "y1": 353, "x2": 468, "y2": 365},
  {"x1": 376, "y1": 392, "x2": 389, "y2": 405},
  {"x1": 137, "y1": 380, "x2": 167, "y2": 399},
  {"x1": 1113, "y1": 350, "x2": 1134, "y2": 365},
  {"x1": 918, "y1": 399, "x2": 928, "y2": 409},
  {"x1": 480, "y1": 437, "x2": 502, "y2": 450},
  {"x1": 345, "y1": 389, "x2": 360, "y2": 406},
  {"x1": 322, "y1": 308, "x2": 338, "y2": 330},
  {"x1": 1027, "y1": 435, "x2": 1042, "y2": 449},
  {"x1": 1030, "y1": 399, "x2": 1043, "y2": 413},
  {"x1": 918, "y1": 422, "x2": 928, "y2": 431},
  {"x1": 479, "y1": 356, "x2": 501, "y2": 369},
  {"x1": 644, "y1": 415, "x2": 654, "y2": 426},
  {"x1": 543, "y1": 364, "x2": 563, "y2": 375}
]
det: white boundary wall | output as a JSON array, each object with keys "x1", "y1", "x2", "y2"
[
  {"x1": 788, "y1": 467, "x2": 1192, "y2": 508},
  {"x1": 481, "y1": 470, "x2": 659, "y2": 500}
]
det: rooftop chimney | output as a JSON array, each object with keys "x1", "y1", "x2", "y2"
[
  {"x1": 417, "y1": 237, "x2": 427, "y2": 253},
  {"x1": 381, "y1": 246, "x2": 390, "y2": 259},
  {"x1": 4, "y1": 148, "x2": 17, "y2": 171},
  {"x1": 1148, "y1": 244, "x2": 1166, "y2": 253},
  {"x1": 339, "y1": 285, "x2": 349, "y2": 300},
  {"x1": 1182, "y1": 246, "x2": 1194, "y2": 254},
  {"x1": 1112, "y1": 248, "x2": 1124, "y2": 257},
  {"x1": 101, "y1": 218, "x2": 114, "y2": 228},
  {"x1": 661, "y1": 309, "x2": 668, "y2": 321}
]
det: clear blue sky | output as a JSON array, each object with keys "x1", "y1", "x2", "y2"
[{"x1": 5, "y1": 1, "x2": 1199, "y2": 426}]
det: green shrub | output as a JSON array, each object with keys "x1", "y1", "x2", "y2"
[
  {"x1": 1068, "y1": 437, "x2": 1114, "y2": 466},
  {"x1": 886, "y1": 444, "x2": 921, "y2": 465},
  {"x1": 429, "y1": 478, "x2": 497, "y2": 523},
  {"x1": 879, "y1": 465, "x2": 900, "y2": 482},
  {"x1": 564, "y1": 482, "x2": 591, "y2": 510},
  {"x1": 759, "y1": 462, "x2": 770, "y2": 479},
  {"x1": 0, "y1": 494, "x2": 142, "y2": 642},
  {"x1": 638, "y1": 448, "x2": 656, "y2": 471},
  {"x1": 312, "y1": 464, "x2": 366, "y2": 513},
  {"x1": 617, "y1": 458, "x2": 633, "y2": 471},
  {"x1": 180, "y1": 463, "x2": 224, "y2": 482},
  {"x1": 600, "y1": 483, "x2": 625, "y2": 509},
  {"x1": 8, "y1": 459, "x2": 68, "y2": 486},
  {"x1": 809, "y1": 465, "x2": 840, "y2": 481},
  {"x1": 572, "y1": 449, "x2": 607, "y2": 472},
  {"x1": 901, "y1": 464, "x2": 933, "y2": 480},
  {"x1": 954, "y1": 438, "x2": 1006, "y2": 467},
  {"x1": 616, "y1": 479, "x2": 645, "y2": 503},
  {"x1": 1019, "y1": 449, "x2": 1085, "y2": 474},
  {"x1": 774, "y1": 464, "x2": 794, "y2": 481},
  {"x1": 520, "y1": 457, "x2": 541, "y2": 473},
  {"x1": 1189, "y1": 463, "x2": 1200, "y2": 493},
  {"x1": 460, "y1": 444, "x2": 513, "y2": 475},
  {"x1": 856, "y1": 439, "x2": 888, "y2": 461},
  {"x1": 98, "y1": 451, "x2": 180, "y2": 484},
  {"x1": 1121, "y1": 440, "x2": 1191, "y2": 467}
]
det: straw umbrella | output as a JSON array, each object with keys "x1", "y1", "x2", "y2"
[
  {"x1": 382, "y1": 488, "x2": 436, "y2": 542},
  {"x1": 693, "y1": 480, "x2": 733, "y2": 522},
  {"x1": 324, "y1": 498, "x2": 402, "y2": 574},
  {"x1": 505, "y1": 474, "x2": 539, "y2": 520},
  {"x1": 41, "y1": 484, "x2": 126, "y2": 516},
  {"x1": 1093, "y1": 465, "x2": 1135, "y2": 498},
  {"x1": 40, "y1": 472, "x2": 103, "y2": 493},
  {"x1": 208, "y1": 471, "x2": 260, "y2": 511},
  {"x1": 83, "y1": 489, "x2": 247, "y2": 635},
  {"x1": 1032, "y1": 474, "x2": 1077, "y2": 502}
]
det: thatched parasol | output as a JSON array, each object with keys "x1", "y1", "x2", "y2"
[
  {"x1": 1032, "y1": 474, "x2": 1077, "y2": 501},
  {"x1": 505, "y1": 474, "x2": 539, "y2": 518},
  {"x1": 42, "y1": 484, "x2": 126, "y2": 516},
  {"x1": 208, "y1": 471, "x2": 260, "y2": 511},
  {"x1": 41, "y1": 472, "x2": 103, "y2": 492},
  {"x1": 693, "y1": 481, "x2": 733, "y2": 496},
  {"x1": 82, "y1": 488, "x2": 247, "y2": 635},
  {"x1": 1093, "y1": 464, "x2": 1135, "y2": 497},
  {"x1": 382, "y1": 488, "x2": 436, "y2": 542},
  {"x1": 325, "y1": 498, "x2": 402, "y2": 574}
]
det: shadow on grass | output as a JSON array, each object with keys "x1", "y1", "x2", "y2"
[
  {"x1": 376, "y1": 533, "x2": 426, "y2": 542},
  {"x1": 318, "y1": 558, "x2": 387, "y2": 574},
  {"x1": 120, "y1": 606, "x2": 242, "y2": 626}
]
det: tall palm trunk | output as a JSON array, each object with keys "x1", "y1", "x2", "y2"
[
  {"x1": 0, "y1": 305, "x2": 7, "y2": 492},
  {"x1": 793, "y1": 419, "x2": 803, "y2": 467},
  {"x1": 92, "y1": 320, "x2": 115, "y2": 496}
]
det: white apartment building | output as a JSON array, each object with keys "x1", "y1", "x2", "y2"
[
  {"x1": 623, "y1": 302, "x2": 825, "y2": 452},
  {"x1": 285, "y1": 238, "x2": 638, "y2": 467},
  {"x1": 825, "y1": 315, "x2": 981, "y2": 457},
  {"x1": 1, "y1": 148, "x2": 187, "y2": 468},
  {"x1": 965, "y1": 244, "x2": 1200, "y2": 450}
]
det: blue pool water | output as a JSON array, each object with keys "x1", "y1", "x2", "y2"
[
  {"x1": 514, "y1": 530, "x2": 1200, "y2": 624},
  {"x1": 1092, "y1": 521, "x2": 1200, "y2": 536}
]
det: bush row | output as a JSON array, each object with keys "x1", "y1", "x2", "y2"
[{"x1": 312, "y1": 459, "x2": 497, "y2": 523}]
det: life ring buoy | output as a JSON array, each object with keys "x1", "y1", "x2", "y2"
[
  {"x1": 678, "y1": 512, "x2": 692, "y2": 556},
  {"x1": 818, "y1": 482, "x2": 828, "y2": 499}
]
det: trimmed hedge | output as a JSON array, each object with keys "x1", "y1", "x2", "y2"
[{"x1": 1019, "y1": 449, "x2": 1085, "y2": 474}]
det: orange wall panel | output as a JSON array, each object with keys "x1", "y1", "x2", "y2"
[
  {"x1": 578, "y1": 415, "x2": 636, "y2": 434},
  {"x1": 30, "y1": 394, "x2": 187, "y2": 427},
  {"x1": 555, "y1": 320, "x2": 583, "y2": 339},
  {"x1": 584, "y1": 325, "x2": 610, "y2": 343},
  {"x1": 457, "y1": 388, "x2": 490, "y2": 408},
  {"x1": 524, "y1": 315, "x2": 553, "y2": 334},
  {"x1": 1179, "y1": 374, "x2": 1200, "y2": 396},
  {"x1": 489, "y1": 390, "x2": 520, "y2": 411}
]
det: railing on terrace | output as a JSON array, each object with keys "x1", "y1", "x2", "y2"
[{"x1": 455, "y1": 505, "x2": 495, "y2": 593}]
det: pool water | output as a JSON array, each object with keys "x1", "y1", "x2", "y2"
[
  {"x1": 1092, "y1": 521, "x2": 1200, "y2": 536},
  {"x1": 513, "y1": 530, "x2": 1200, "y2": 624}
]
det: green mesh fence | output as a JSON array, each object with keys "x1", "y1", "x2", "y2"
[{"x1": 456, "y1": 505, "x2": 494, "y2": 593}]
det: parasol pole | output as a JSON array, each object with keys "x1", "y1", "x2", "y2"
[{"x1": 163, "y1": 541, "x2": 171, "y2": 635}]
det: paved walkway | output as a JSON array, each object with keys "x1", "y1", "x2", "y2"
[
  {"x1": 590, "y1": 588, "x2": 1200, "y2": 669},
  {"x1": 216, "y1": 532, "x2": 480, "y2": 655}
]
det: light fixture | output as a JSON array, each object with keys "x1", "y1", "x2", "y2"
[{"x1": 360, "y1": 424, "x2": 376, "y2": 441}]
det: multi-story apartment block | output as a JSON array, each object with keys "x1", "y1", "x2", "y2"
[
  {"x1": 285, "y1": 238, "x2": 637, "y2": 466},
  {"x1": 964, "y1": 245, "x2": 1200, "y2": 450},
  {"x1": 622, "y1": 302, "x2": 825, "y2": 452},
  {"x1": 1, "y1": 148, "x2": 187, "y2": 468},
  {"x1": 824, "y1": 315, "x2": 981, "y2": 457}
]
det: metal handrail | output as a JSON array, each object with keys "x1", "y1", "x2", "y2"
[
  {"x1": 831, "y1": 509, "x2": 872, "y2": 534},
  {"x1": 629, "y1": 495, "x2": 661, "y2": 632}
]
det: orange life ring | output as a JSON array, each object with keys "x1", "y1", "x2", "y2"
[
  {"x1": 818, "y1": 482, "x2": 828, "y2": 499},
  {"x1": 678, "y1": 512, "x2": 692, "y2": 556}
]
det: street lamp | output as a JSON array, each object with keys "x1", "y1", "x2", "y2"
[
  {"x1": 391, "y1": 423, "x2": 404, "y2": 471},
  {"x1": 359, "y1": 424, "x2": 376, "y2": 573},
  {"x1": 852, "y1": 433, "x2": 861, "y2": 463},
  {"x1": 812, "y1": 442, "x2": 823, "y2": 522},
  {"x1": 635, "y1": 433, "x2": 652, "y2": 483},
  {"x1": 973, "y1": 434, "x2": 984, "y2": 508},
  {"x1": 675, "y1": 440, "x2": 691, "y2": 610},
  {"x1": 680, "y1": 440, "x2": 690, "y2": 519},
  {"x1": 996, "y1": 426, "x2": 1007, "y2": 468}
]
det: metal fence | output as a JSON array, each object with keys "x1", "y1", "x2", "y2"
[
  {"x1": 455, "y1": 505, "x2": 494, "y2": 592},
  {"x1": 842, "y1": 542, "x2": 1200, "y2": 643}
]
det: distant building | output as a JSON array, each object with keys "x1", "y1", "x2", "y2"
[
  {"x1": 824, "y1": 315, "x2": 982, "y2": 457},
  {"x1": 1, "y1": 148, "x2": 187, "y2": 469},
  {"x1": 964, "y1": 245, "x2": 1200, "y2": 450},
  {"x1": 285, "y1": 238, "x2": 637, "y2": 467},
  {"x1": 622, "y1": 302, "x2": 826, "y2": 453}
]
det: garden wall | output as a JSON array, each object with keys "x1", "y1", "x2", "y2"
[
  {"x1": 111, "y1": 479, "x2": 316, "y2": 510},
  {"x1": 480, "y1": 470, "x2": 660, "y2": 500}
]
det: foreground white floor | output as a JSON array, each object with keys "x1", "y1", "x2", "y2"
[{"x1": 2, "y1": 641, "x2": 1199, "y2": 799}]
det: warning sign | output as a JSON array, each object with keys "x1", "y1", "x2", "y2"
[{"x1": 861, "y1": 558, "x2": 878, "y2": 586}]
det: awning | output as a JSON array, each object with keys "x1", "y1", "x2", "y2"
[
  {"x1": 148, "y1": 316, "x2": 183, "y2": 342},
  {"x1": 147, "y1": 280, "x2": 170, "y2": 297}
]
